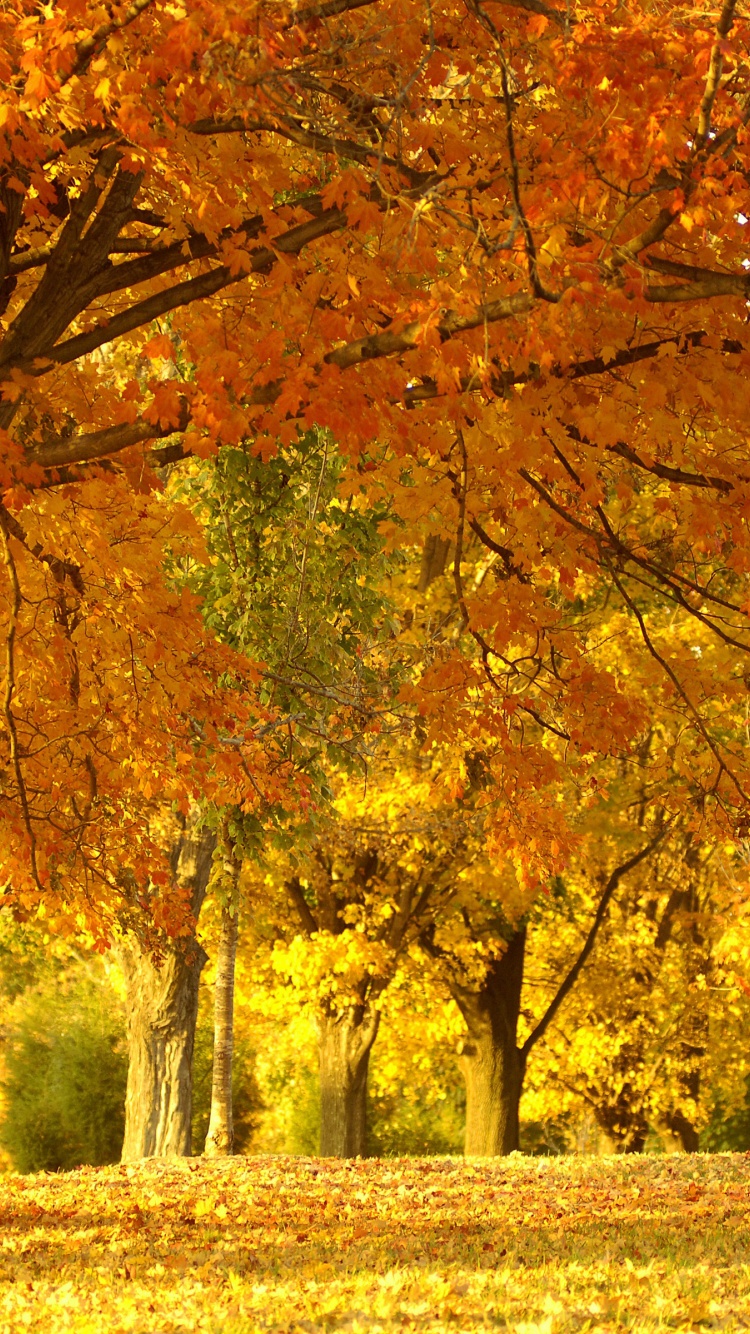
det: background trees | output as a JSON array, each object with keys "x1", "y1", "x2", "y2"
[{"x1": 3, "y1": 0, "x2": 750, "y2": 1165}]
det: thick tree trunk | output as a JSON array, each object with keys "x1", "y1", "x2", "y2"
[
  {"x1": 462, "y1": 1027, "x2": 525, "y2": 1156},
  {"x1": 119, "y1": 813, "x2": 216, "y2": 1161},
  {"x1": 318, "y1": 1007, "x2": 380, "y2": 1158},
  {"x1": 454, "y1": 928, "x2": 527, "y2": 1157},
  {"x1": 204, "y1": 904, "x2": 239, "y2": 1157}
]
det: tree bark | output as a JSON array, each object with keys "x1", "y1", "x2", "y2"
[
  {"x1": 453, "y1": 928, "x2": 527, "y2": 1156},
  {"x1": 204, "y1": 904, "x2": 239, "y2": 1157},
  {"x1": 119, "y1": 813, "x2": 216, "y2": 1161},
  {"x1": 318, "y1": 1006, "x2": 380, "y2": 1158}
]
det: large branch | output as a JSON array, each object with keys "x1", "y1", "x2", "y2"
[
  {"x1": 287, "y1": 877, "x2": 319, "y2": 936},
  {"x1": 63, "y1": 0, "x2": 156, "y2": 88},
  {"x1": 325, "y1": 291, "x2": 534, "y2": 369},
  {"x1": 696, "y1": 0, "x2": 739, "y2": 148},
  {"x1": 519, "y1": 830, "x2": 665, "y2": 1059},
  {"x1": 31, "y1": 323, "x2": 748, "y2": 471},
  {"x1": 15, "y1": 209, "x2": 347, "y2": 373},
  {"x1": 646, "y1": 273, "x2": 750, "y2": 302},
  {"x1": 30, "y1": 417, "x2": 185, "y2": 470}
]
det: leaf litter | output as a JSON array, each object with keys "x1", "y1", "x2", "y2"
[{"x1": 0, "y1": 1153, "x2": 748, "y2": 1332}]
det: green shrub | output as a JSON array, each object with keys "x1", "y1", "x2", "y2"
[
  {"x1": 0, "y1": 965, "x2": 127, "y2": 1173},
  {"x1": 367, "y1": 1068, "x2": 465, "y2": 1158},
  {"x1": 700, "y1": 1078, "x2": 750, "y2": 1152}
]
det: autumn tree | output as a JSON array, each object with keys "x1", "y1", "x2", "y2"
[
  {"x1": 4, "y1": 0, "x2": 750, "y2": 899},
  {"x1": 5, "y1": 0, "x2": 750, "y2": 1166},
  {"x1": 522, "y1": 832, "x2": 749, "y2": 1153},
  {"x1": 247, "y1": 744, "x2": 495, "y2": 1157},
  {"x1": 168, "y1": 430, "x2": 405, "y2": 1158}
]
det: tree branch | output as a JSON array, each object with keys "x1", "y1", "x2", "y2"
[
  {"x1": 287, "y1": 876, "x2": 319, "y2": 936},
  {"x1": 30, "y1": 209, "x2": 348, "y2": 372},
  {"x1": 326, "y1": 291, "x2": 534, "y2": 370},
  {"x1": 520, "y1": 829, "x2": 666, "y2": 1058},
  {"x1": 0, "y1": 512, "x2": 42, "y2": 890},
  {"x1": 696, "y1": 0, "x2": 739, "y2": 148},
  {"x1": 608, "y1": 566, "x2": 750, "y2": 803}
]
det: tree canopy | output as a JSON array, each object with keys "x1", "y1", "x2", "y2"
[{"x1": 3, "y1": 0, "x2": 750, "y2": 936}]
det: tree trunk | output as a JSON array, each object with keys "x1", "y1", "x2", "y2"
[
  {"x1": 119, "y1": 813, "x2": 216, "y2": 1161},
  {"x1": 454, "y1": 928, "x2": 527, "y2": 1157},
  {"x1": 318, "y1": 1007, "x2": 380, "y2": 1158},
  {"x1": 204, "y1": 904, "x2": 239, "y2": 1157}
]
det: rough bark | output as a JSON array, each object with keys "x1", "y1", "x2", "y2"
[
  {"x1": 318, "y1": 1007, "x2": 380, "y2": 1158},
  {"x1": 119, "y1": 814, "x2": 216, "y2": 1161},
  {"x1": 204, "y1": 904, "x2": 239, "y2": 1157},
  {"x1": 453, "y1": 928, "x2": 527, "y2": 1157}
]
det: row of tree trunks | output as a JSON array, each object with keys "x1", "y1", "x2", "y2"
[{"x1": 118, "y1": 833, "x2": 669, "y2": 1162}]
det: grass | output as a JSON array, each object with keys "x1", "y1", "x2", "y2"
[{"x1": 0, "y1": 1153, "x2": 748, "y2": 1332}]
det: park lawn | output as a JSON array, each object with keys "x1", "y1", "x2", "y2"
[{"x1": 0, "y1": 1154, "x2": 747, "y2": 1333}]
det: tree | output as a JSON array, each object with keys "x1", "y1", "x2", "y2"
[
  {"x1": 418, "y1": 801, "x2": 664, "y2": 1155},
  {"x1": 117, "y1": 808, "x2": 216, "y2": 1160},
  {"x1": 203, "y1": 823, "x2": 241, "y2": 1157},
  {"x1": 6, "y1": 0, "x2": 750, "y2": 1155},
  {"x1": 249, "y1": 743, "x2": 494, "y2": 1156},
  {"x1": 522, "y1": 833, "x2": 749, "y2": 1153},
  {"x1": 168, "y1": 431, "x2": 406, "y2": 1158},
  {"x1": 5, "y1": 0, "x2": 750, "y2": 908}
]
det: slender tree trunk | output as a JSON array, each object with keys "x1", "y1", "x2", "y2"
[
  {"x1": 318, "y1": 1007, "x2": 380, "y2": 1158},
  {"x1": 119, "y1": 813, "x2": 216, "y2": 1161},
  {"x1": 204, "y1": 904, "x2": 239, "y2": 1157},
  {"x1": 454, "y1": 928, "x2": 527, "y2": 1157}
]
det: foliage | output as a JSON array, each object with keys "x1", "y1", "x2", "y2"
[
  {"x1": 519, "y1": 826, "x2": 750, "y2": 1153},
  {"x1": 0, "y1": 962, "x2": 127, "y2": 1174},
  {"x1": 365, "y1": 965, "x2": 466, "y2": 1157},
  {"x1": 6, "y1": 0, "x2": 750, "y2": 931},
  {"x1": 173, "y1": 430, "x2": 406, "y2": 844},
  {"x1": 0, "y1": 478, "x2": 290, "y2": 938},
  {"x1": 0, "y1": 1156, "x2": 748, "y2": 1331},
  {"x1": 702, "y1": 1077, "x2": 750, "y2": 1152}
]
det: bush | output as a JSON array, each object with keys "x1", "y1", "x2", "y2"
[
  {"x1": 700, "y1": 1078, "x2": 750, "y2": 1152},
  {"x1": 0, "y1": 965, "x2": 127, "y2": 1173},
  {"x1": 367, "y1": 1079, "x2": 465, "y2": 1157}
]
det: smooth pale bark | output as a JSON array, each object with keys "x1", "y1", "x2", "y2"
[
  {"x1": 119, "y1": 815, "x2": 216, "y2": 1161},
  {"x1": 318, "y1": 1007, "x2": 380, "y2": 1158},
  {"x1": 454, "y1": 928, "x2": 527, "y2": 1156},
  {"x1": 204, "y1": 904, "x2": 239, "y2": 1157}
]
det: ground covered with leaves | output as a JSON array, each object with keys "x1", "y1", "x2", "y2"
[{"x1": 0, "y1": 1154, "x2": 747, "y2": 1333}]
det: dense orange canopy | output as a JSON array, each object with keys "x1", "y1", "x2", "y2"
[{"x1": 2, "y1": 0, "x2": 750, "y2": 913}]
